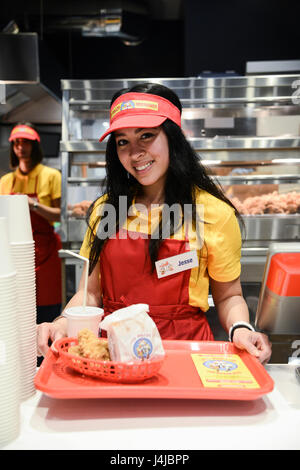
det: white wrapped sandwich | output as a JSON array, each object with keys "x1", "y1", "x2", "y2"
[{"x1": 100, "y1": 304, "x2": 165, "y2": 362}]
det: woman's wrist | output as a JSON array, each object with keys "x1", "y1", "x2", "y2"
[
  {"x1": 52, "y1": 316, "x2": 67, "y2": 333},
  {"x1": 53, "y1": 315, "x2": 64, "y2": 323},
  {"x1": 228, "y1": 321, "x2": 255, "y2": 342}
]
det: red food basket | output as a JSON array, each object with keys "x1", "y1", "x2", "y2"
[{"x1": 54, "y1": 337, "x2": 165, "y2": 383}]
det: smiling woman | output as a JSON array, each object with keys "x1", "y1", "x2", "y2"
[
  {"x1": 36, "y1": 83, "x2": 272, "y2": 365},
  {"x1": 115, "y1": 126, "x2": 170, "y2": 206}
]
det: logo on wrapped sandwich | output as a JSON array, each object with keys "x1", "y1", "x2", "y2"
[{"x1": 133, "y1": 337, "x2": 153, "y2": 360}]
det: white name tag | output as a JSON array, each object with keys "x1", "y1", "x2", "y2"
[{"x1": 155, "y1": 250, "x2": 198, "y2": 279}]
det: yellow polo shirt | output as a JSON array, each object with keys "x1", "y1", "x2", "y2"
[
  {"x1": 0, "y1": 164, "x2": 61, "y2": 208},
  {"x1": 80, "y1": 188, "x2": 242, "y2": 312}
]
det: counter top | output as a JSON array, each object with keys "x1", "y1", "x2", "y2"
[{"x1": 2, "y1": 364, "x2": 300, "y2": 451}]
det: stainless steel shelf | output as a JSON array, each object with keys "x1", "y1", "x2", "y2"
[
  {"x1": 66, "y1": 174, "x2": 300, "y2": 185},
  {"x1": 60, "y1": 137, "x2": 300, "y2": 152},
  {"x1": 61, "y1": 75, "x2": 300, "y2": 109},
  {"x1": 60, "y1": 141, "x2": 106, "y2": 152},
  {"x1": 191, "y1": 137, "x2": 300, "y2": 150},
  {"x1": 68, "y1": 97, "x2": 295, "y2": 106},
  {"x1": 67, "y1": 177, "x2": 103, "y2": 184},
  {"x1": 214, "y1": 174, "x2": 300, "y2": 184},
  {"x1": 61, "y1": 75, "x2": 300, "y2": 90}
]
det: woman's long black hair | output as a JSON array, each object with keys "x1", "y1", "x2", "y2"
[{"x1": 87, "y1": 82, "x2": 242, "y2": 275}]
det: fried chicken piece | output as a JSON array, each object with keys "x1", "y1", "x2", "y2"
[
  {"x1": 228, "y1": 191, "x2": 300, "y2": 215},
  {"x1": 77, "y1": 328, "x2": 96, "y2": 348},
  {"x1": 77, "y1": 328, "x2": 111, "y2": 360},
  {"x1": 243, "y1": 195, "x2": 266, "y2": 215},
  {"x1": 68, "y1": 345, "x2": 83, "y2": 357}
]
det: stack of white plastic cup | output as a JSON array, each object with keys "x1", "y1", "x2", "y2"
[
  {"x1": 0, "y1": 217, "x2": 21, "y2": 447},
  {"x1": 0, "y1": 195, "x2": 37, "y2": 401}
]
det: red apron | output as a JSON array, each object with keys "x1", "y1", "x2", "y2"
[
  {"x1": 100, "y1": 228, "x2": 213, "y2": 341},
  {"x1": 11, "y1": 174, "x2": 62, "y2": 306}
]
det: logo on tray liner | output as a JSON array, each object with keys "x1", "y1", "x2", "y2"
[{"x1": 203, "y1": 360, "x2": 238, "y2": 372}]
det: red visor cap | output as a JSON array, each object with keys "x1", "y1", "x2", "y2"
[
  {"x1": 99, "y1": 92, "x2": 181, "y2": 142},
  {"x1": 9, "y1": 125, "x2": 40, "y2": 143}
]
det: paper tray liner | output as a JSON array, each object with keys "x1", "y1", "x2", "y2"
[{"x1": 34, "y1": 340, "x2": 274, "y2": 400}]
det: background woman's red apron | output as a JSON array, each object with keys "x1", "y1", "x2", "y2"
[{"x1": 11, "y1": 174, "x2": 62, "y2": 306}]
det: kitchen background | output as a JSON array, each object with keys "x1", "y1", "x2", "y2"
[
  {"x1": 0, "y1": 0, "x2": 300, "y2": 361},
  {"x1": 1, "y1": 0, "x2": 299, "y2": 168}
]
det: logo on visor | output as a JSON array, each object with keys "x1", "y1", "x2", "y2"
[
  {"x1": 120, "y1": 100, "x2": 135, "y2": 110},
  {"x1": 12, "y1": 126, "x2": 35, "y2": 136},
  {"x1": 111, "y1": 100, "x2": 159, "y2": 120}
]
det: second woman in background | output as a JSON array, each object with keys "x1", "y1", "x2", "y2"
[{"x1": 0, "y1": 122, "x2": 62, "y2": 324}]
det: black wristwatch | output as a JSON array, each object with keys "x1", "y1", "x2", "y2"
[{"x1": 228, "y1": 321, "x2": 255, "y2": 342}]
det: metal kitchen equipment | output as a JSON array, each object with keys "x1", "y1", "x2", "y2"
[
  {"x1": 59, "y1": 76, "x2": 300, "y2": 356},
  {"x1": 0, "y1": 33, "x2": 62, "y2": 176},
  {"x1": 60, "y1": 75, "x2": 300, "y2": 284},
  {"x1": 255, "y1": 242, "x2": 300, "y2": 334}
]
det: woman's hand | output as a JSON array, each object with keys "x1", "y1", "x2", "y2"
[
  {"x1": 210, "y1": 276, "x2": 272, "y2": 364},
  {"x1": 232, "y1": 328, "x2": 272, "y2": 364},
  {"x1": 37, "y1": 318, "x2": 67, "y2": 357},
  {"x1": 13, "y1": 193, "x2": 36, "y2": 209},
  {"x1": 36, "y1": 263, "x2": 102, "y2": 357},
  {"x1": 27, "y1": 196, "x2": 61, "y2": 222},
  {"x1": 27, "y1": 196, "x2": 36, "y2": 209}
]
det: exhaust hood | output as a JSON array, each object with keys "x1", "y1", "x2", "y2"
[
  {"x1": 0, "y1": 82, "x2": 61, "y2": 124},
  {"x1": 0, "y1": 33, "x2": 61, "y2": 124},
  {"x1": 44, "y1": 7, "x2": 149, "y2": 46}
]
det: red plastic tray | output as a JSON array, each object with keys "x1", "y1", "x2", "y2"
[{"x1": 34, "y1": 340, "x2": 274, "y2": 400}]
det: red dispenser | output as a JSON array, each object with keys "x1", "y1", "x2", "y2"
[{"x1": 256, "y1": 249, "x2": 300, "y2": 334}]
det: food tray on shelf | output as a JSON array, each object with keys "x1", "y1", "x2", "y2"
[{"x1": 34, "y1": 340, "x2": 274, "y2": 401}]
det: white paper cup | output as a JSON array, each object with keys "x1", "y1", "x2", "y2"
[
  {"x1": 0, "y1": 289, "x2": 17, "y2": 300},
  {"x1": 63, "y1": 306, "x2": 104, "y2": 337},
  {"x1": 17, "y1": 280, "x2": 36, "y2": 288},
  {"x1": 0, "y1": 218, "x2": 16, "y2": 277},
  {"x1": 0, "y1": 271, "x2": 16, "y2": 282},
  {"x1": 10, "y1": 242, "x2": 35, "y2": 250},
  {"x1": 0, "y1": 195, "x2": 33, "y2": 243}
]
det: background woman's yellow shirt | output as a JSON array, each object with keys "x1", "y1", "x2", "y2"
[{"x1": 0, "y1": 163, "x2": 61, "y2": 208}]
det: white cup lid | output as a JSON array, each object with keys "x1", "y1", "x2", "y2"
[{"x1": 63, "y1": 306, "x2": 104, "y2": 318}]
